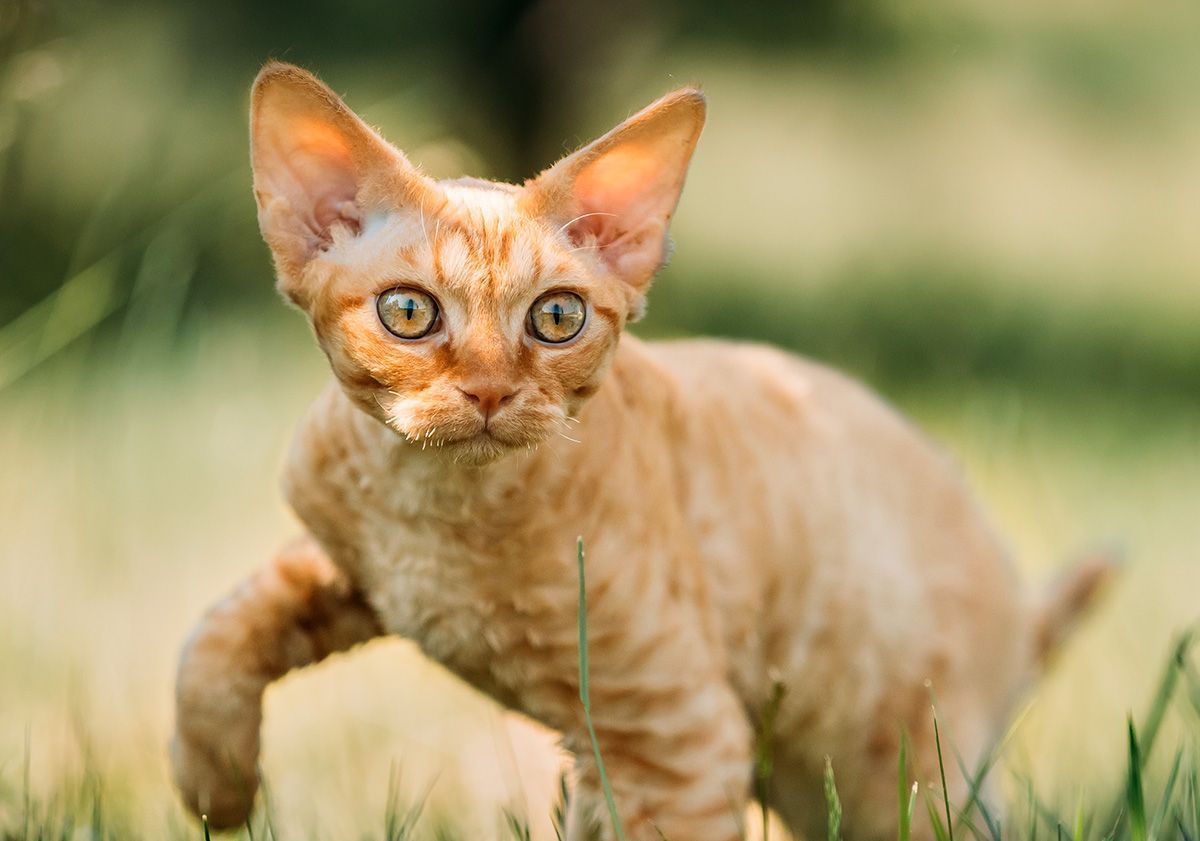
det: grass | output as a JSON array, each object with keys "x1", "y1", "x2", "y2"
[
  {"x1": 1, "y1": 201, "x2": 1197, "y2": 840},
  {"x1": 3, "y1": 536, "x2": 1198, "y2": 840},
  {"x1": 576, "y1": 537, "x2": 626, "y2": 841},
  {"x1": 0, "y1": 267, "x2": 1196, "y2": 840}
]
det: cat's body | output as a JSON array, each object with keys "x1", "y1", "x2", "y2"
[
  {"x1": 287, "y1": 335, "x2": 1025, "y2": 840},
  {"x1": 171, "y1": 64, "x2": 1108, "y2": 841}
]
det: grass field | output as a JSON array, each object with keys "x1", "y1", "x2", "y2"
[{"x1": 0, "y1": 311, "x2": 1197, "y2": 840}]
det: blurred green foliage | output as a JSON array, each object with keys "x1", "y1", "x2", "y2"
[
  {"x1": 1, "y1": 0, "x2": 1198, "y2": 408},
  {"x1": 0, "y1": 0, "x2": 875, "y2": 316}
]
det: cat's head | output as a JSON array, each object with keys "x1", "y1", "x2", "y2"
[{"x1": 250, "y1": 62, "x2": 704, "y2": 464}]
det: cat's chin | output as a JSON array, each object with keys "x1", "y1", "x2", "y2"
[{"x1": 400, "y1": 429, "x2": 542, "y2": 467}]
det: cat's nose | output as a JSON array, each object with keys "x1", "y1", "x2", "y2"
[{"x1": 458, "y1": 381, "x2": 519, "y2": 420}]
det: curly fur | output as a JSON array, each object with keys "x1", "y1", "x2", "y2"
[{"x1": 171, "y1": 62, "x2": 1108, "y2": 841}]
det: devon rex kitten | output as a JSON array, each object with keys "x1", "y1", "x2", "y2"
[{"x1": 171, "y1": 63, "x2": 1109, "y2": 841}]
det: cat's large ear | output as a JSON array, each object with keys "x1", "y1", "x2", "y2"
[
  {"x1": 250, "y1": 62, "x2": 433, "y2": 296},
  {"x1": 523, "y1": 88, "x2": 706, "y2": 309}
]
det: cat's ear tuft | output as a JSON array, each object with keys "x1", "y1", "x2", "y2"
[
  {"x1": 250, "y1": 62, "x2": 430, "y2": 292},
  {"x1": 523, "y1": 88, "x2": 706, "y2": 304}
]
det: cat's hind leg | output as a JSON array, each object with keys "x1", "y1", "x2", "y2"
[
  {"x1": 170, "y1": 535, "x2": 382, "y2": 828},
  {"x1": 767, "y1": 696, "x2": 1001, "y2": 841}
]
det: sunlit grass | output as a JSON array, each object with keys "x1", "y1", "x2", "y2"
[{"x1": 3, "y1": 503, "x2": 1198, "y2": 839}]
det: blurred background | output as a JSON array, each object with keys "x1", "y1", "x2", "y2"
[{"x1": 1, "y1": 0, "x2": 1198, "y2": 838}]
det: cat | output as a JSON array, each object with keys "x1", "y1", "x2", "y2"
[{"x1": 170, "y1": 62, "x2": 1112, "y2": 841}]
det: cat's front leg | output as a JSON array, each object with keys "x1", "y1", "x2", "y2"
[
  {"x1": 170, "y1": 535, "x2": 382, "y2": 828},
  {"x1": 564, "y1": 680, "x2": 752, "y2": 841}
]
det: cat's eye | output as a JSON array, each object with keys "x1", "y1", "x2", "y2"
[
  {"x1": 528, "y1": 291, "x2": 586, "y2": 344},
  {"x1": 377, "y1": 287, "x2": 439, "y2": 339}
]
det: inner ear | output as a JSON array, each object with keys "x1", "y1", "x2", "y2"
[
  {"x1": 250, "y1": 63, "x2": 430, "y2": 284},
  {"x1": 257, "y1": 115, "x2": 363, "y2": 239},
  {"x1": 523, "y1": 88, "x2": 706, "y2": 295},
  {"x1": 567, "y1": 142, "x2": 672, "y2": 245}
]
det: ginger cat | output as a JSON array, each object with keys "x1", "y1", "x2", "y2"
[{"x1": 171, "y1": 63, "x2": 1110, "y2": 841}]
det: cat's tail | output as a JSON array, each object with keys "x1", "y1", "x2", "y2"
[{"x1": 1033, "y1": 546, "x2": 1122, "y2": 665}]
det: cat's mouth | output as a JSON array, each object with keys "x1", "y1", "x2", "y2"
[
  {"x1": 428, "y1": 427, "x2": 542, "y2": 465},
  {"x1": 382, "y1": 394, "x2": 559, "y2": 462},
  {"x1": 391, "y1": 419, "x2": 550, "y2": 464}
]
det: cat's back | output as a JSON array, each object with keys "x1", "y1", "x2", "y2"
[
  {"x1": 637, "y1": 335, "x2": 1025, "y2": 692},
  {"x1": 642, "y1": 335, "x2": 935, "y2": 468},
  {"x1": 640, "y1": 334, "x2": 1008, "y2": 569}
]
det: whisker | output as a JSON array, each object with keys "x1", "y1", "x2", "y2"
[
  {"x1": 556, "y1": 211, "x2": 618, "y2": 239},
  {"x1": 418, "y1": 212, "x2": 431, "y2": 252},
  {"x1": 566, "y1": 242, "x2": 608, "y2": 255}
]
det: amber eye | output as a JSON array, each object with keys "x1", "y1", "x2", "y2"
[
  {"x1": 528, "y1": 291, "x2": 586, "y2": 344},
  {"x1": 377, "y1": 287, "x2": 439, "y2": 339}
]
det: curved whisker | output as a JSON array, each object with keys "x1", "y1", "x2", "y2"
[{"x1": 556, "y1": 211, "x2": 618, "y2": 239}]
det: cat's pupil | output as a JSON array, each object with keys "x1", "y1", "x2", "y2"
[
  {"x1": 404, "y1": 299, "x2": 415, "y2": 320},
  {"x1": 527, "y1": 291, "x2": 584, "y2": 343}
]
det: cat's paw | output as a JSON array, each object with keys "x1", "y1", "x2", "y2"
[
  {"x1": 170, "y1": 613, "x2": 264, "y2": 828},
  {"x1": 170, "y1": 730, "x2": 259, "y2": 829}
]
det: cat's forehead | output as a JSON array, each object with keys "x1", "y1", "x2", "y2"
[
  {"x1": 335, "y1": 180, "x2": 578, "y2": 305},
  {"x1": 436, "y1": 178, "x2": 520, "y2": 215}
]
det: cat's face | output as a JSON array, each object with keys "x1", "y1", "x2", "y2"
[
  {"x1": 292, "y1": 181, "x2": 634, "y2": 465},
  {"x1": 250, "y1": 63, "x2": 704, "y2": 464}
]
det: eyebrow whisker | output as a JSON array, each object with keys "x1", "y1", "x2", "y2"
[{"x1": 556, "y1": 211, "x2": 618, "y2": 239}]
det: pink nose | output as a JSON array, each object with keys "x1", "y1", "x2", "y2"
[{"x1": 458, "y1": 381, "x2": 519, "y2": 419}]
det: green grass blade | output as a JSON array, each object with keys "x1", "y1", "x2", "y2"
[
  {"x1": 552, "y1": 772, "x2": 569, "y2": 841},
  {"x1": 753, "y1": 678, "x2": 785, "y2": 841},
  {"x1": 1128, "y1": 717, "x2": 1148, "y2": 841},
  {"x1": 824, "y1": 756, "x2": 842, "y2": 841},
  {"x1": 1139, "y1": 631, "x2": 1192, "y2": 769},
  {"x1": 932, "y1": 711, "x2": 955, "y2": 841},
  {"x1": 1028, "y1": 778, "x2": 1040, "y2": 841},
  {"x1": 925, "y1": 791, "x2": 953, "y2": 841},
  {"x1": 907, "y1": 782, "x2": 920, "y2": 840},
  {"x1": 1099, "y1": 805, "x2": 1123, "y2": 841},
  {"x1": 898, "y1": 730, "x2": 912, "y2": 841},
  {"x1": 952, "y1": 745, "x2": 1002, "y2": 841},
  {"x1": 1191, "y1": 769, "x2": 1200, "y2": 841},
  {"x1": 1182, "y1": 660, "x2": 1200, "y2": 722},
  {"x1": 1148, "y1": 746, "x2": 1184, "y2": 841},
  {"x1": 577, "y1": 537, "x2": 627, "y2": 841},
  {"x1": 503, "y1": 809, "x2": 532, "y2": 841}
]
